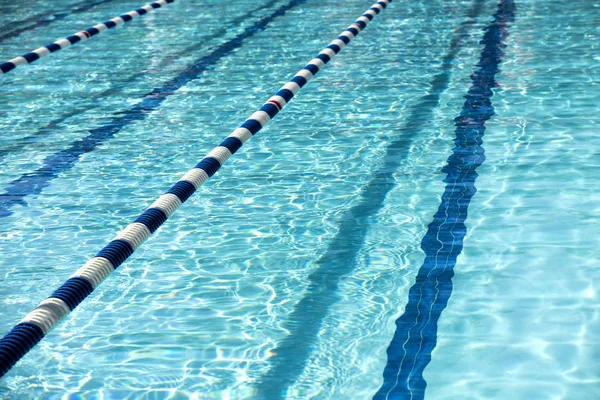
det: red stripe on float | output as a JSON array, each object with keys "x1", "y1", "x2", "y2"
[{"x1": 267, "y1": 100, "x2": 282, "y2": 110}]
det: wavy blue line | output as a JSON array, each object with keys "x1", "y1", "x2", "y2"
[
  {"x1": 0, "y1": 0, "x2": 305, "y2": 218},
  {"x1": 253, "y1": 2, "x2": 486, "y2": 398},
  {"x1": 374, "y1": 1, "x2": 515, "y2": 399}
]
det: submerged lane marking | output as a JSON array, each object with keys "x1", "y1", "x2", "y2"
[
  {"x1": 0, "y1": 0, "x2": 305, "y2": 218},
  {"x1": 253, "y1": 1, "x2": 485, "y2": 398},
  {"x1": 374, "y1": 1, "x2": 516, "y2": 399},
  {"x1": 0, "y1": 0, "x2": 280, "y2": 163}
]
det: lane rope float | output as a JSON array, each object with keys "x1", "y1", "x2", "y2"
[
  {"x1": 0, "y1": 0, "x2": 289, "y2": 219},
  {"x1": 0, "y1": 0, "x2": 176, "y2": 75},
  {"x1": 0, "y1": 0, "x2": 391, "y2": 379},
  {"x1": 0, "y1": 0, "x2": 118, "y2": 44}
]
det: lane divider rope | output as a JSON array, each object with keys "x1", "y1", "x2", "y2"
[
  {"x1": 0, "y1": 0, "x2": 117, "y2": 44},
  {"x1": 0, "y1": 0, "x2": 115, "y2": 42},
  {"x1": 0, "y1": 0, "x2": 176, "y2": 75},
  {"x1": 0, "y1": 0, "x2": 391, "y2": 379}
]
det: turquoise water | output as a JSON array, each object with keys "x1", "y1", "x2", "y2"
[{"x1": 0, "y1": 0, "x2": 599, "y2": 398}]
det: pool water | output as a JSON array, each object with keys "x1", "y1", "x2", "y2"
[{"x1": 0, "y1": 0, "x2": 599, "y2": 398}]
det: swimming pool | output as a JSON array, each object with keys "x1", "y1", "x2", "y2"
[{"x1": 1, "y1": 0, "x2": 599, "y2": 398}]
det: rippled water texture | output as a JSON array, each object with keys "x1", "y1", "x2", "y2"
[{"x1": 0, "y1": 0, "x2": 598, "y2": 398}]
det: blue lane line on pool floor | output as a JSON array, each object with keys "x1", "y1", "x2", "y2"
[
  {"x1": 0, "y1": 0, "x2": 118, "y2": 44},
  {"x1": 373, "y1": 1, "x2": 515, "y2": 399},
  {"x1": 254, "y1": 1, "x2": 485, "y2": 398},
  {"x1": 0, "y1": 0, "x2": 280, "y2": 164},
  {"x1": 0, "y1": 0, "x2": 306, "y2": 218}
]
